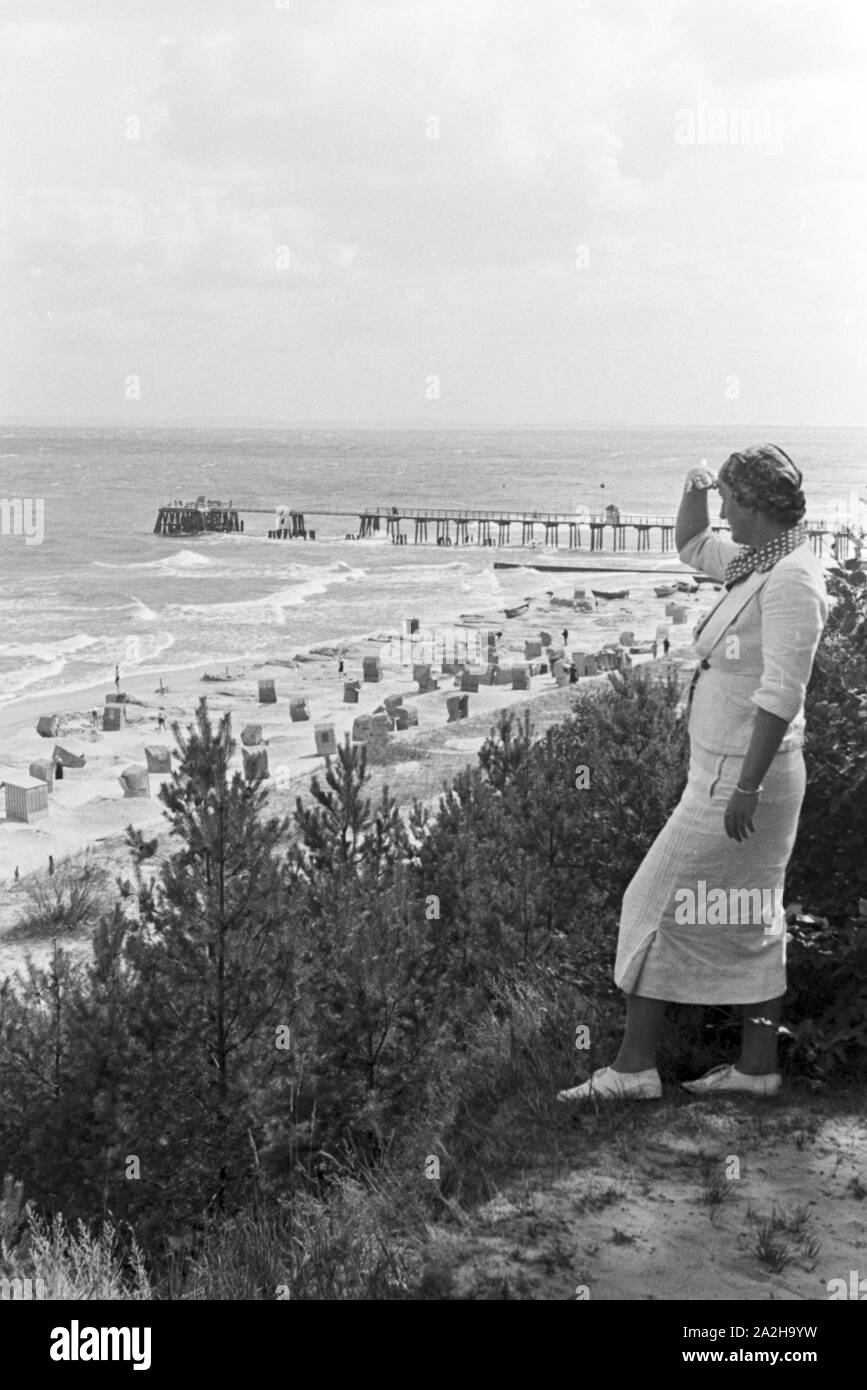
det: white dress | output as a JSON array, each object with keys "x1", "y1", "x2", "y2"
[{"x1": 614, "y1": 530, "x2": 827, "y2": 1003}]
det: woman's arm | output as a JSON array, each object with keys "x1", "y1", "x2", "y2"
[
  {"x1": 739, "y1": 708, "x2": 790, "y2": 792},
  {"x1": 675, "y1": 466, "x2": 740, "y2": 579},
  {"x1": 724, "y1": 566, "x2": 827, "y2": 842},
  {"x1": 675, "y1": 476, "x2": 712, "y2": 552},
  {"x1": 724, "y1": 709, "x2": 789, "y2": 843}
]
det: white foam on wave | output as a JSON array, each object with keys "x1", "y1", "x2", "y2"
[
  {"x1": 129, "y1": 597, "x2": 159, "y2": 622},
  {"x1": 0, "y1": 658, "x2": 69, "y2": 699},
  {"x1": 93, "y1": 549, "x2": 215, "y2": 572},
  {"x1": 208, "y1": 558, "x2": 367, "y2": 586},
  {"x1": 0, "y1": 633, "x2": 100, "y2": 661},
  {"x1": 166, "y1": 566, "x2": 365, "y2": 625},
  {"x1": 68, "y1": 630, "x2": 177, "y2": 668},
  {"x1": 53, "y1": 601, "x2": 145, "y2": 614},
  {"x1": 119, "y1": 632, "x2": 176, "y2": 666},
  {"x1": 380, "y1": 557, "x2": 475, "y2": 573},
  {"x1": 0, "y1": 629, "x2": 177, "y2": 709},
  {"x1": 0, "y1": 644, "x2": 266, "y2": 715}
]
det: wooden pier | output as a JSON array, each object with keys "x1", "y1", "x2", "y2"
[
  {"x1": 154, "y1": 497, "x2": 242, "y2": 535},
  {"x1": 353, "y1": 508, "x2": 679, "y2": 550},
  {"x1": 154, "y1": 500, "x2": 859, "y2": 559}
]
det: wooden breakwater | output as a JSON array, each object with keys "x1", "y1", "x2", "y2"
[{"x1": 154, "y1": 501, "x2": 861, "y2": 558}]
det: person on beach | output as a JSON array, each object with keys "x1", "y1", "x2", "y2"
[
  {"x1": 562, "y1": 629, "x2": 569, "y2": 645},
  {"x1": 652, "y1": 640, "x2": 659, "y2": 659},
  {"x1": 157, "y1": 709, "x2": 166, "y2": 732},
  {"x1": 558, "y1": 445, "x2": 827, "y2": 1104},
  {"x1": 663, "y1": 637, "x2": 670, "y2": 657},
  {"x1": 114, "y1": 665, "x2": 120, "y2": 696}
]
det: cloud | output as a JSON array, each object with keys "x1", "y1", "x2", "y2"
[
  {"x1": 0, "y1": 0, "x2": 865, "y2": 422},
  {"x1": 670, "y1": 0, "x2": 867, "y2": 83}
]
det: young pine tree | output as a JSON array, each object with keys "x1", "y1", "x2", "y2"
[
  {"x1": 291, "y1": 736, "x2": 411, "y2": 892},
  {"x1": 123, "y1": 698, "x2": 292, "y2": 1232},
  {"x1": 284, "y1": 735, "x2": 444, "y2": 1167}
]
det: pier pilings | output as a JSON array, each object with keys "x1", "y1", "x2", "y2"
[
  {"x1": 154, "y1": 501, "x2": 857, "y2": 560},
  {"x1": 154, "y1": 506, "x2": 240, "y2": 535}
]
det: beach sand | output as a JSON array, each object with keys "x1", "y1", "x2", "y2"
[{"x1": 0, "y1": 570, "x2": 714, "y2": 977}]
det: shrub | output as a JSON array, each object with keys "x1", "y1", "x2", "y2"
[
  {"x1": 285, "y1": 1183, "x2": 412, "y2": 1301},
  {"x1": 785, "y1": 565, "x2": 867, "y2": 1077},
  {"x1": 1, "y1": 1207, "x2": 151, "y2": 1301},
  {"x1": 790, "y1": 566, "x2": 867, "y2": 913},
  {"x1": 784, "y1": 906, "x2": 867, "y2": 1079},
  {"x1": 11, "y1": 851, "x2": 111, "y2": 939}
]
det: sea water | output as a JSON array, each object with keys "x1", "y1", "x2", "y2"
[{"x1": 0, "y1": 425, "x2": 864, "y2": 712}]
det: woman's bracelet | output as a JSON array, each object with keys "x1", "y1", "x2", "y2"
[{"x1": 736, "y1": 783, "x2": 762, "y2": 796}]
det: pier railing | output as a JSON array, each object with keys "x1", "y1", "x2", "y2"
[
  {"x1": 154, "y1": 499, "x2": 861, "y2": 557},
  {"x1": 233, "y1": 504, "x2": 677, "y2": 525},
  {"x1": 231, "y1": 502, "x2": 843, "y2": 531}
]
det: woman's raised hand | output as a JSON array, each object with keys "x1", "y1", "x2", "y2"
[{"x1": 684, "y1": 461, "x2": 718, "y2": 493}]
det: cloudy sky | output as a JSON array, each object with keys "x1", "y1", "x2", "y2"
[{"x1": 1, "y1": 0, "x2": 865, "y2": 426}]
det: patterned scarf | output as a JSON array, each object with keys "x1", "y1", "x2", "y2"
[{"x1": 723, "y1": 522, "x2": 809, "y2": 589}]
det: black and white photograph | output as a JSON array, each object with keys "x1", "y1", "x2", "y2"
[{"x1": 0, "y1": 0, "x2": 865, "y2": 1345}]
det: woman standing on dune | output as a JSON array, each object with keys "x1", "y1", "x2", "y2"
[{"x1": 558, "y1": 445, "x2": 828, "y2": 1103}]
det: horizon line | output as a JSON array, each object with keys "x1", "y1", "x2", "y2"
[{"x1": 2, "y1": 419, "x2": 865, "y2": 432}]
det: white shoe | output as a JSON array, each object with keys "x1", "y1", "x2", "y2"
[
  {"x1": 681, "y1": 1064, "x2": 781, "y2": 1097},
  {"x1": 556, "y1": 1065, "x2": 662, "y2": 1104}
]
